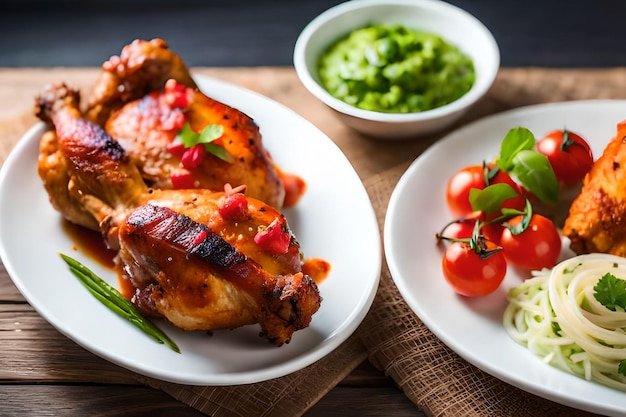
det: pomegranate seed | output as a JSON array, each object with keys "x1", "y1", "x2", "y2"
[
  {"x1": 164, "y1": 79, "x2": 189, "y2": 109},
  {"x1": 218, "y1": 193, "x2": 248, "y2": 220},
  {"x1": 254, "y1": 218, "x2": 291, "y2": 255},
  {"x1": 181, "y1": 144, "x2": 205, "y2": 169},
  {"x1": 166, "y1": 142, "x2": 186, "y2": 156},
  {"x1": 170, "y1": 169, "x2": 196, "y2": 189}
]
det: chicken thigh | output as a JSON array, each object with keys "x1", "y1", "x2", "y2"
[{"x1": 36, "y1": 82, "x2": 321, "y2": 346}]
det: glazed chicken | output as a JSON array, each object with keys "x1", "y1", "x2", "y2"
[
  {"x1": 36, "y1": 82, "x2": 321, "y2": 346},
  {"x1": 84, "y1": 38, "x2": 303, "y2": 209},
  {"x1": 563, "y1": 120, "x2": 626, "y2": 256}
]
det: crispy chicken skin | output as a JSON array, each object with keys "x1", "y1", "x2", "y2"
[
  {"x1": 36, "y1": 84, "x2": 147, "y2": 233},
  {"x1": 35, "y1": 82, "x2": 321, "y2": 346},
  {"x1": 563, "y1": 120, "x2": 626, "y2": 256}
]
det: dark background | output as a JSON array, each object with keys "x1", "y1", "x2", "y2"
[{"x1": 2, "y1": 0, "x2": 625, "y2": 68}]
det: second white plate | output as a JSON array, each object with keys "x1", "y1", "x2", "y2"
[{"x1": 385, "y1": 100, "x2": 626, "y2": 416}]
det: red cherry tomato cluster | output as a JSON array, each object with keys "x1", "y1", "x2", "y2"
[{"x1": 437, "y1": 128, "x2": 594, "y2": 297}]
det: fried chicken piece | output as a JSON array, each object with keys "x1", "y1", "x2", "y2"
[
  {"x1": 563, "y1": 120, "x2": 626, "y2": 256},
  {"x1": 36, "y1": 82, "x2": 321, "y2": 346}
]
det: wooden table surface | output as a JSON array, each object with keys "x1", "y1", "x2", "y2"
[{"x1": 0, "y1": 67, "x2": 425, "y2": 417}]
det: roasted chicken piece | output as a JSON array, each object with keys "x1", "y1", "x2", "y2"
[
  {"x1": 36, "y1": 82, "x2": 321, "y2": 346},
  {"x1": 104, "y1": 78, "x2": 287, "y2": 208},
  {"x1": 118, "y1": 198, "x2": 320, "y2": 345},
  {"x1": 83, "y1": 38, "x2": 303, "y2": 209},
  {"x1": 563, "y1": 120, "x2": 626, "y2": 256}
]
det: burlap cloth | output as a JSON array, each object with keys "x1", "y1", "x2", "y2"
[{"x1": 2, "y1": 67, "x2": 625, "y2": 416}]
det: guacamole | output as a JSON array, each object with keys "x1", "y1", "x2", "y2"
[{"x1": 317, "y1": 24, "x2": 476, "y2": 113}]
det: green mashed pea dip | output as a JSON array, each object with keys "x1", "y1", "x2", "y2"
[{"x1": 317, "y1": 24, "x2": 475, "y2": 113}]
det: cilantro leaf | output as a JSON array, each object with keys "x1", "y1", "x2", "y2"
[{"x1": 593, "y1": 272, "x2": 626, "y2": 311}]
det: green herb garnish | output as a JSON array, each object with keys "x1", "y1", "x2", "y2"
[
  {"x1": 60, "y1": 253, "x2": 180, "y2": 353},
  {"x1": 469, "y1": 183, "x2": 520, "y2": 216},
  {"x1": 593, "y1": 272, "x2": 626, "y2": 312},
  {"x1": 178, "y1": 122, "x2": 232, "y2": 162},
  {"x1": 465, "y1": 127, "x2": 560, "y2": 216},
  {"x1": 495, "y1": 127, "x2": 559, "y2": 204},
  {"x1": 619, "y1": 360, "x2": 626, "y2": 377}
]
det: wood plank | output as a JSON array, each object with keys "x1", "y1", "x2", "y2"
[
  {"x1": 0, "y1": 384, "x2": 421, "y2": 417},
  {"x1": 0, "y1": 262, "x2": 24, "y2": 301},
  {"x1": 0, "y1": 303, "x2": 140, "y2": 384},
  {"x1": 0, "y1": 385, "x2": 207, "y2": 417},
  {"x1": 304, "y1": 387, "x2": 421, "y2": 417}
]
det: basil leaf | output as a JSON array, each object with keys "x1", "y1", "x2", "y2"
[
  {"x1": 509, "y1": 149, "x2": 559, "y2": 203},
  {"x1": 469, "y1": 183, "x2": 519, "y2": 215},
  {"x1": 496, "y1": 127, "x2": 536, "y2": 172}
]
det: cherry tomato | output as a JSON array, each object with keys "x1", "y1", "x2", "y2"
[
  {"x1": 489, "y1": 168, "x2": 526, "y2": 213},
  {"x1": 536, "y1": 129, "x2": 593, "y2": 187},
  {"x1": 481, "y1": 221, "x2": 505, "y2": 246},
  {"x1": 445, "y1": 165, "x2": 485, "y2": 217},
  {"x1": 446, "y1": 164, "x2": 525, "y2": 218},
  {"x1": 500, "y1": 214, "x2": 562, "y2": 271},
  {"x1": 442, "y1": 240, "x2": 507, "y2": 296}
]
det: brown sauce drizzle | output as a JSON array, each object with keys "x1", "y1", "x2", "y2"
[
  {"x1": 62, "y1": 221, "x2": 136, "y2": 299},
  {"x1": 62, "y1": 220, "x2": 116, "y2": 269}
]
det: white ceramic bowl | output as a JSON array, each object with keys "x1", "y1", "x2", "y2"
[{"x1": 293, "y1": 0, "x2": 500, "y2": 140}]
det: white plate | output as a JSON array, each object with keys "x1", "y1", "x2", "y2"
[
  {"x1": 0, "y1": 75, "x2": 381, "y2": 386},
  {"x1": 385, "y1": 100, "x2": 626, "y2": 416}
]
